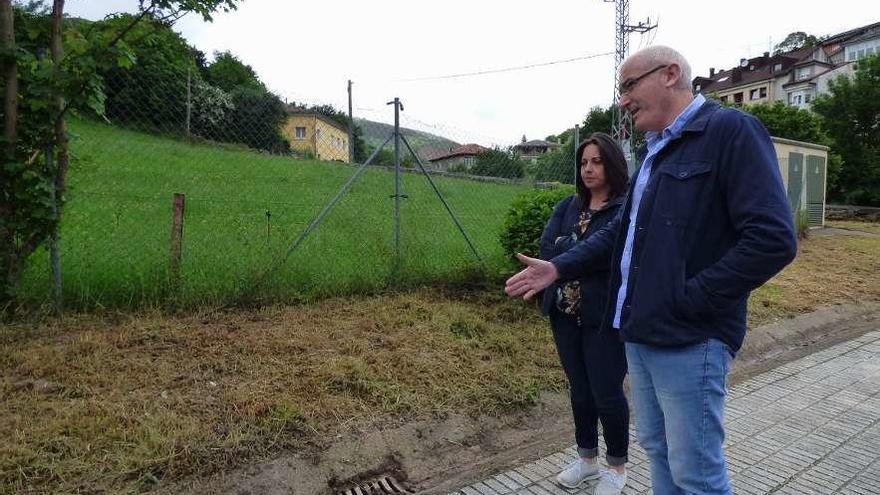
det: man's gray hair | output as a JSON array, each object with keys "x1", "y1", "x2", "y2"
[{"x1": 630, "y1": 45, "x2": 692, "y2": 90}]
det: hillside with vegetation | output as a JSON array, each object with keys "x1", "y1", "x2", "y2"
[
  {"x1": 355, "y1": 117, "x2": 461, "y2": 165},
  {"x1": 17, "y1": 118, "x2": 526, "y2": 310}
]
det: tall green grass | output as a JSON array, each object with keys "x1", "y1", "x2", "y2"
[{"x1": 18, "y1": 119, "x2": 528, "y2": 310}]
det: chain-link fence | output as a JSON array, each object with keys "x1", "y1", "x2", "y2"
[{"x1": 17, "y1": 31, "x2": 590, "y2": 311}]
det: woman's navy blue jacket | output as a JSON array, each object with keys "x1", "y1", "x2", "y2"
[{"x1": 539, "y1": 194, "x2": 623, "y2": 330}]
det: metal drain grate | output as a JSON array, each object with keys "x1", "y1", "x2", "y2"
[{"x1": 339, "y1": 475, "x2": 412, "y2": 495}]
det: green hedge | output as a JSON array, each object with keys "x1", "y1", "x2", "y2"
[{"x1": 499, "y1": 186, "x2": 574, "y2": 258}]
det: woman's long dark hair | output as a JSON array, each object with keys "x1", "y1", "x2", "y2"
[{"x1": 574, "y1": 132, "x2": 629, "y2": 209}]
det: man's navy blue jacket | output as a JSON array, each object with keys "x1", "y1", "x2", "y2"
[{"x1": 551, "y1": 100, "x2": 797, "y2": 353}]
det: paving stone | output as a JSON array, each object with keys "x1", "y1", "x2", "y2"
[
  {"x1": 515, "y1": 465, "x2": 550, "y2": 483},
  {"x1": 494, "y1": 473, "x2": 523, "y2": 491},
  {"x1": 524, "y1": 484, "x2": 554, "y2": 495},
  {"x1": 502, "y1": 471, "x2": 533, "y2": 488},
  {"x1": 470, "y1": 482, "x2": 501, "y2": 495},
  {"x1": 483, "y1": 478, "x2": 512, "y2": 494},
  {"x1": 536, "y1": 480, "x2": 571, "y2": 495},
  {"x1": 449, "y1": 330, "x2": 880, "y2": 495}
]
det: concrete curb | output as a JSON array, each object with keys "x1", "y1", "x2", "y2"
[{"x1": 733, "y1": 301, "x2": 880, "y2": 378}]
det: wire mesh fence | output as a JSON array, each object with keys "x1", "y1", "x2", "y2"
[{"x1": 17, "y1": 42, "x2": 587, "y2": 311}]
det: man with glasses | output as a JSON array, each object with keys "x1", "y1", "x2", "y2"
[{"x1": 505, "y1": 46, "x2": 796, "y2": 494}]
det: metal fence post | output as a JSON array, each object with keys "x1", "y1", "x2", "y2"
[
  {"x1": 185, "y1": 68, "x2": 192, "y2": 140},
  {"x1": 389, "y1": 97, "x2": 403, "y2": 280},
  {"x1": 170, "y1": 193, "x2": 185, "y2": 297},
  {"x1": 348, "y1": 79, "x2": 354, "y2": 163}
]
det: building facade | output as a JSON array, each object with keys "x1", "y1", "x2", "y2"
[
  {"x1": 427, "y1": 143, "x2": 488, "y2": 172},
  {"x1": 513, "y1": 136, "x2": 561, "y2": 163},
  {"x1": 282, "y1": 110, "x2": 350, "y2": 163},
  {"x1": 693, "y1": 21, "x2": 880, "y2": 110}
]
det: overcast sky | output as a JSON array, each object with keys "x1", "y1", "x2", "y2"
[{"x1": 65, "y1": 0, "x2": 875, "y2": 147}]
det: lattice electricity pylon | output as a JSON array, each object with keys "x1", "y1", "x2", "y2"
[{"x1": 603, "y1": 0, "x2": 655, "y2": 172}]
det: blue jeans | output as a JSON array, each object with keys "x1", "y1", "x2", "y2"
[{"x1": 625, "y1": 339, "x2": 732, "y2": 495}]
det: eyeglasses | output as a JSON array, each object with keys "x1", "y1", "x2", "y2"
[{"x1": 618, "y1": 64, "x2": 668, "y2": 95}]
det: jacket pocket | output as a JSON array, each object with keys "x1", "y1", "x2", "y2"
[
  {"x1": 673, "y1": 275, "x2": 713, "y2": 321},
  {"x1": 655, "y1": 161, "x2": 714, "y2": 224}
]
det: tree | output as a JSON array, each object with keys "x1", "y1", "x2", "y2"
[
  {"x1": 740, "y1": 101, "x2": 824, "y2": 143},
  {"x1": 190, "y1": 76, "x2": 233, "y2": 138},
  {"x1": 773, "y1": 32, "x2": 819, "y2": 55},
  {"x1": 0, "y1": 0, "x2": 239, "y2": 314},
  {"x1": 205, "y1": 50, "x2": 264, "y2": 92},
  {"x1": 531, "y1": 138, "x2": 576, "y2": 183},
  {"x1": 813, "y1": 54, "x2": 880, "y2": 205},
  {"x1": 470, "y1": 147, "x2": 525, "y2": 179},
  {"x1": 224, "y1": 86, "x2": 288, "y2": 152},
  {"x1": 99, "y1": 13, "x2": 201, "y2": 133},
  {"x1": 580, "y1": 105, "x2": 614, "y2": 139},
  {"x1": 739, "y1": 101, "x2": 844, "y2": 192}
]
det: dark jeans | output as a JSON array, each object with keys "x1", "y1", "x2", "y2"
[{"x1": 551, "y1": 311, "x2": 630, "y2": 466}]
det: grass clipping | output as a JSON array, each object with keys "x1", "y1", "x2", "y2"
[
  {"x1": 2, "y1": 233, "x2": 879, "y2": 493},
  {"x1": 0, "y1": 289, "x2": 561, "y2": 494}
]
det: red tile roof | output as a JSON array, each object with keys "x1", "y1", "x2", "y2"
[{"x1": 427, "y1": 143, "x2": 488, "y2": 161}]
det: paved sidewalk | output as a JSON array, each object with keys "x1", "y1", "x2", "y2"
[{"x1": 449, "y1": 330, "x2": 880, "y2": 495}]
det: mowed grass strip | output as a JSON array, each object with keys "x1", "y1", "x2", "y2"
[
  {"x1": 18, "y1": 119, "x2": 529, "y2": 310},
  {"x1": 2, "y1": 232, "x2": 879, "y2": 494},
  {"x1": 1, "y1": 288, "x2": 560, "y2": 494},
  {"x1": 749, "y1": 233, "x2": 880, "y2": 325}
]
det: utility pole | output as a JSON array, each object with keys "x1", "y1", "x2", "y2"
[
  {"x1": 347, "y1": 79, "x2": 354, "y2": 164},
  {"x1": 603, "y1": 0, "x2": 656, "y2": 172}
]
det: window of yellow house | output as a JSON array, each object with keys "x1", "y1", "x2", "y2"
[{"x1": 295, "y1": 127, "x2": 306, "y2": 139}]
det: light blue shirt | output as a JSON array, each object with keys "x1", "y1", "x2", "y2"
[{"x1": 612, "y1": 93, "x2": 706, "y2": 329}]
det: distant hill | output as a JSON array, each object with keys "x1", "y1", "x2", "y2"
[{"x1": 355, "y1": 118, "x2": 461, "y2": 163}]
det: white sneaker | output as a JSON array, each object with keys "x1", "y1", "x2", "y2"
[
  {"x1": 556, "y1": 459, "x2": 600, "y2": 488},
  {"x1": 593, "y1": 469, "x2": 627, "y2": 495}
]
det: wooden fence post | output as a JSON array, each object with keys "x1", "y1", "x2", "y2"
[{"x1": 170, "y1": 193, "x2": 185, "y2": 296}]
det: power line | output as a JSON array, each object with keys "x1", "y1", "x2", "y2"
[{"x1": 396, "y1": 51, "x2": 614, "y2": 82}]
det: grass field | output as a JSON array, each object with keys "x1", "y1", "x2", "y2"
[{"x1": 18, "y1": 119, "x2": 529, "y2": 310}]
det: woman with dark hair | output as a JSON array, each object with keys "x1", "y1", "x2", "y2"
[{"x1": 539, "y1": 132, "x2": 630, "y2": 495}]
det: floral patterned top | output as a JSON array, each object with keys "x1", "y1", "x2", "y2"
[{"x1": 555, "y1": 208, "x2": 597, "y2": 320}]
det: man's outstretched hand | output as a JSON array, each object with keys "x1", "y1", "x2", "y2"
[{"x1": 504, "y1": 253, "x2": 560, "y2": 301}]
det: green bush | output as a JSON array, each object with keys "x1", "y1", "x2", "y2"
[{"x1": 499, "y1": 186, "x2": 575, "y2": 258}]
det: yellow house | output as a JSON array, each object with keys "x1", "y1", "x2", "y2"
[{"x1": 282, "y1": 111, "x2": 350, "y2": 163}]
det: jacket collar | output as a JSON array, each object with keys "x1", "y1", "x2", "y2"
[
  {"x1": 596, "y1": 195, "x2": 624, "y2": 212},
  {"x1": 680, "y1": 98, "x2": 720, "y2": 134},
  {"x1": 574, "y1": 194, "x2": 623, "y2": 213}
]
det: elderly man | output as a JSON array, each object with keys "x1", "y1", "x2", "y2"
[{"x1": 506, "y1": 46, "x2": 797, "y2": 495}]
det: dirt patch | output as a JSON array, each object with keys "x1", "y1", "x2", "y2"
[
  {"x1": 158, "y1": 303, "x2": 879, "y2": 495},
  {"x1": 155, "y1": 392, "x2": 576, "y2": 495}
]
